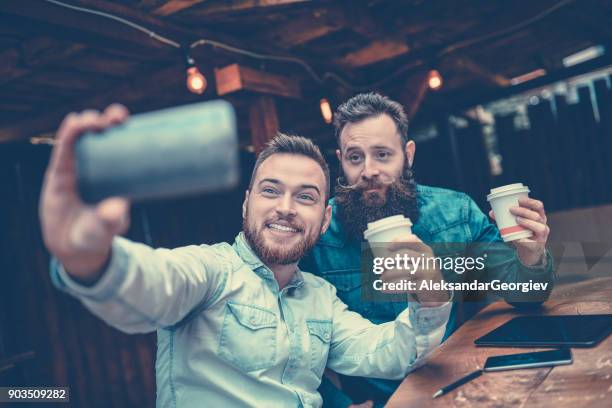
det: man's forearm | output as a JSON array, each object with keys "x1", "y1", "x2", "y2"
[
  {"x1": 328, "y1": 301, "x2": 451, "y2": 380},
  {"x1": 51, "y1": 237, "x2": 222, "y2": 334}
]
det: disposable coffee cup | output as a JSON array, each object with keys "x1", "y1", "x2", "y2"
[
  {"x1": 364, "y1": 215, "x2": 413, "y2": 258},
  {"x1": 487, "y1": 183, "x2": 533, "y2": 242}
]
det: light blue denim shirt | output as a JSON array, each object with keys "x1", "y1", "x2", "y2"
[{"x1": 51, "y1": 232, "x2": 451, "y2": 407}]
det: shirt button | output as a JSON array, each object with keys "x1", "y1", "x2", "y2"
[{"x1": 323, "y1": 333, "x2": 330, "y2": 341}]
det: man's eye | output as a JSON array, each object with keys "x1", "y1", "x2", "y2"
[
  {"x1": 376, "y1": 151, "x2": 390, "y2": 160},
  {"x1": 298, "y1": 194, "x2": 315, "y2": 202},
  {"x1": 262, "y1": 188, "x2": 279, "y2": 195},
  {"x1": 348, "y1": 154, "x2": 363, "y2": 163}
]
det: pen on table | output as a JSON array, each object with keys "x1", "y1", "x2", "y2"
[{"x1": 432, "y1": 369, "x2": 483, "y2": 399}]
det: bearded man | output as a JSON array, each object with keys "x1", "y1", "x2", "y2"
[
  {"x1": 300, "y1": 93, "x2": 555, "y2": 407},
  {"x1": 40, "y1": 105, "x2": 452, "y2": 408}
]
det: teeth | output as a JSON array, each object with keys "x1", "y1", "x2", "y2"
[{"x1": 268, "y1": 223, "x2": 298, "y2": 232}]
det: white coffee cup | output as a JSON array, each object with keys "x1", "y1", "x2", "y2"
[
  {"x1": 487, "y1": 183, "x2": 533, "y2": 242},
  {"x1": 364, "y1": 215, "x2": 413, "y2": 258}
]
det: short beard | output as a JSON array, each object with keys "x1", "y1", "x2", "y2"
[
  {"x1": 334, "y1": 166, "x2": 419, "y2": 241},
  {"x1": 242, "y1": 214, "x2": 321, "y2": 265}
]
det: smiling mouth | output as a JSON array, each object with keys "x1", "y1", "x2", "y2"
[{"x1": 266, "y1": 223, "x2": 300, "y2": 233}]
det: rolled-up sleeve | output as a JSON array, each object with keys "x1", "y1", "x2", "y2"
[
  {"x1": 50, "y1": 236, "x2": 228, "y2": 334},
  {"x1": 327, "y1": 288, "x2": 451, "y2": 380}
]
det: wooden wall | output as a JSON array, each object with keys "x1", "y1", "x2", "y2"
[
  {"x1": 495, "y1": 75, "x2": 612, "y2": 212},
  {"x1": 0, "y1": 143, "x2": 249, "y2": 407}
]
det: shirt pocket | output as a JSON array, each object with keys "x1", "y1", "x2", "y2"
[
  {"x1": 218, "y1": 301, "x2": 278, "y2": 372},
  {"x1": 306, "y1": 319, "x2": 332, "y2": 377}
]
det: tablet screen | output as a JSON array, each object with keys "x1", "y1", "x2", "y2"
[{"x1": 475, "y1": 314, "x2": 612, "y2": 347}]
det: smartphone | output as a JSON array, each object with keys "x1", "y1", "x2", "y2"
[
  {"x1": 76, "y1": 100, "x2": 238, "y2": 203},
  {"x1": 483, "y1": 349, "x2": 573, "y2": 372}
]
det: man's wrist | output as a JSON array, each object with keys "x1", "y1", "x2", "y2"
[
  {"x1": 59, "y1": 248, "x2": 112, "y2": 286},
  {"x1": 516, "y1": 247, "x2": 547, "y2": 268}
]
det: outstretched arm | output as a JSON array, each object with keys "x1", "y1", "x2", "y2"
[
  {"x1": 42, "y1": 107, "x2": 225, "y2": 333},
  {"x1": 327, "y1": 287, "x2": 451, "y2": 380}
]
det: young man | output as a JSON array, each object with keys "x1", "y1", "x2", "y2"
[
  {"x1": 40, "y1": 104, "x2": 451, "y2": 408},
  {"x1": 301, "y1": 92, "x2": 555, "y2": 405}
]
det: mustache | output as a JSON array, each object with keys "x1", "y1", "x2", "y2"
[{"x1": 336, "y1": 175, "x2": 397, "y2": 192}]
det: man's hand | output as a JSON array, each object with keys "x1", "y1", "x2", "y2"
[
  {"x1": 380, "y1": 234, "x2": 450, "y2": 306},
  {"x1": 489, "y1": 197, "x2": 549, "y2": 266},
  {"x1": 40, "y1": 104, "x2": 131, "y2": 283}
]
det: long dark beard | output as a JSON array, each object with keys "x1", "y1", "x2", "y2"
[
  {"x1": 242, "y1": 214, "x2": 321, "y2": 265},
  {"x1": 334, "y1": 166, "x2": 419, "y2": 241}
]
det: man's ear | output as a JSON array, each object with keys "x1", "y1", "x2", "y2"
[
  {"x1": 242, "y1": 190, "x2": 249, "y2": 219},
  {"x1": 405, "y1": 140, "x2": 416, "y2": 168},
  {"x1": 336, "y1": 149, "x2": 342, "y2": 163},
  {"x1": 321, "y1": 204, "x2": 332, "y2": 235}
]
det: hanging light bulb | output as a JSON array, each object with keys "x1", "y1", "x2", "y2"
[
  {"x1": 428, "y1": 69, "x2": 443, "y2": 90},
  {"x1": 320, "y1": 98, "x2": 333, "y2": 124},
  {"x1": 185, "y1": 53, "x2": 207, "y2": 94},
  {"x1": 186, "y1": 66, "x2": 206, "y2": 94}
]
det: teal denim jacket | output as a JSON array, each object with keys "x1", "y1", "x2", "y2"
[{"x1": 300, "y1": 184, "x2": 555, "y2": 405}]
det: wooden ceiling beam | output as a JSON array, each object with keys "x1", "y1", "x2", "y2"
[
  {"x1": 0, "y1": 0, "x2": 340, "y2": 143},
  {"x1": 448, "y1": 56, "x2": 511, "y2": 87},
  {"x1": 336, "y1": 39, "x2": 410, "y2": 68},
  {"x1": 0, "y1": 37, "x2": 86, "y2": 86},
  {"x1": 215, "y1": 63, "x2": 301, "y2": 98},
  {"x1": 263, "y1": 8, "x2": 347, "y2": 48},
  {"x1": 0, "y1": 0, "x2": 190, "y2": 51},
  {"x1": 153, "y1": 1, "x2": 208, "y2": 16},
  {"x1": 0, "y1": 64, "x2": 186, "y2": 143},
  {"x1": 188, "y1": 0, "x2": 310, "y2": 19}
]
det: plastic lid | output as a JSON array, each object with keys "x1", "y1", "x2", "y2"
[
  {"x1": 489, "y1": 183, "x2": 525, "y2": 195},
  {"x1": 366, "y1": 215, "x2": 409, "y2": 231},
  {"x1": 364, "y1": 215, "x2": 412, "y2": 240},
  {"x1": 487, "y1": 183, "x2": 530, "y2": 201}
]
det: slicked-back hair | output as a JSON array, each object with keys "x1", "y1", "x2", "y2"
[
  {"x1": 334, "y1": 92, "x2": 410, "y2": 147},
  {"x1": 249, "y1": 133, "x2": 331, "y2": 202}
]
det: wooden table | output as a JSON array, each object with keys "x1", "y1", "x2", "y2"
[{"x1": 387, "y1": 277, "x2": 612, "y2": 407}]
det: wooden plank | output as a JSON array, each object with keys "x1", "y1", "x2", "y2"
[
  {"x1": 189, "y1": 0, "x2": 309, "y2": 19},
  {"x1": 0, "y1": 38, "x2": 86, "y2": 85},
  {"x1": 0, "y1": 64, "x2": 185, "y2": 142},
  {"x1": 154, "y1": 0, "x2": 208, "y2": 16},
  {"x1": 249, "y1": 95, "x2": 279, "y2": 154},
  {"x1": 336, "y1": 39, "x2": 410, "y2": 68},
  {"x1": 263, "y1": 8, "x2": 346, "y2": 48},
  {"x1": 0, "y1": 0, "x2": 185, "y2": 50},
  {"x1": 450, "y1": 56, "x2": 511, "y2": 87},
  {"x1": 215, "y1": 63, "x2": 301, "y2": 98}
]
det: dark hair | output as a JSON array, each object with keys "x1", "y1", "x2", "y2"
[
  {"x1": 334, "y1": 92, "x2": 410, "y2": 146},
  {"x1": 249, "y1": 133, "x2": 331, "y2": 202}
]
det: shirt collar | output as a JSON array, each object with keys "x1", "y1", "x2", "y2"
[{"x1": 233, "y1": 232, "x2": 305, "y2": 289}]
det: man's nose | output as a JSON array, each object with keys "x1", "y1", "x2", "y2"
[
  {"x1": 275, "y1": 193, "x2": 297, "y2": 216},
  {"x1": 361, "y1": 157, "x2": 381, "y2": 180}
]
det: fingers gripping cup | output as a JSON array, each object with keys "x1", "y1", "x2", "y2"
[
  {"x1": 487, "y1": 183, "x2": 533, "y2": 242},
  {"x1": 364, "y1": 215, "x2": 413, "y2": 258}
]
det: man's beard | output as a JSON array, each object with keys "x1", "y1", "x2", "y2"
[
  {"x1": 243, "y1": 213, "x2": 322, "y2": 265},
  {"x1": 335, "y1": 166, "x2": 419, "y2": 241}
]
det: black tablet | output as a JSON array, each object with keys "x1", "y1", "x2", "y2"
[{"x1": 475, "y1": 314, "x2": 612, "y2": 347}]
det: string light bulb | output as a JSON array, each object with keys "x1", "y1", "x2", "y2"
[
  {"x1": 319, "y1": 98, "x2": 333, "y2": 124},
  {"x1": 428, "y1": 69, "x2": 443, "y2": 90},
  {"x1": 185, "y1": 53, "x2": 206, "y2": 94}
]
